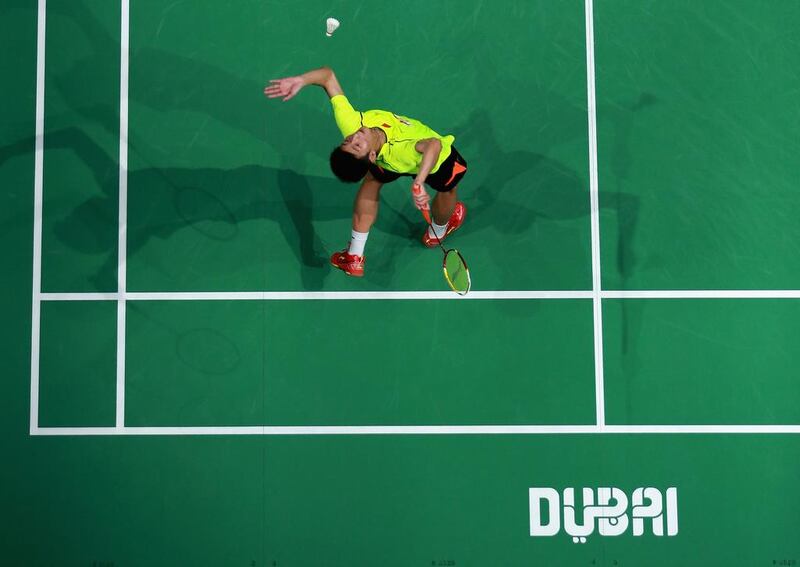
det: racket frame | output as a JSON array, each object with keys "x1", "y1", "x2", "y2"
[
  {"x1": 421, "y1": 209, "x2": 471, "y2": 295},
  {"x1": 442, "y1": 248, "x2": 471, "y2": 296}
]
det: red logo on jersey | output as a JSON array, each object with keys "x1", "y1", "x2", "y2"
[{"x1": 382, "y1": 123, "x2": 391, "y2": 128}]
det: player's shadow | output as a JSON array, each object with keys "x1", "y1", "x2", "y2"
[
  {"x1": 598, "y1": 93, "x2": 660, "y2": 375},
  {"x1": 44, "y1": 0, "x2": 331, "y2": 163},
  {"x1": 26, "y1": 1, "x2": 658, "y2": 294},
  {"x1": 471, "y1": 82, "x2": 654, "y2": 361},
  {"x1": 0, "y1": 127, "x2": 347, "y2": 291},
  {"x1": 452, "y1": 102, "x2": 652, "y2": 290},
  {"x1": 459, "y1": 44, "x2": 659, "y2": 289},
  {"x1": 32, "y1": 1, "x2": 409, "y2": 289}
]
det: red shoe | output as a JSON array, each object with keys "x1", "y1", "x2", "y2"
[
  {"x1": 330, "y1": 249, "x2": 365, "y2": 277},
  {"x1": 421, "y1": 202, "x2": 466, "y2": 248}
]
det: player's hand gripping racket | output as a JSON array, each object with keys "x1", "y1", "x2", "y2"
[{"x1": 412, "y1": 183, "x2": 471, "y2": 295}]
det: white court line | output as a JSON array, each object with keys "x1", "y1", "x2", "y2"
[
  {"x1": 39, "y1": 290, "x2": 595, "y2": 301},
  {"x1": 37, "y1": 290, "x2": 800, "y2": 301},
  {"x1": 29, "y1": 0, "x2": 47, "y2": 435},
  {"x1": 115, "y1": 0, "x2": 130, "y2": 429},
  {"x1": 585, "y1": 0, "x2": 605, "y2": 429},
  {"x1": 28, "y1": 0, "x2": 799, "y2": 439},
  {"x1": 603, "y1": 290, "x2": 800, "y2": 299},
  {"x1": 41, "y1": 292, "x2": 121, "y2": 301},
  {"x1": 29, "y1": 424, "x2": 800, "y2": 436}
]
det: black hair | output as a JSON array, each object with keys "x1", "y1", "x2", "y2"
[{"x1": 329, "y1": 147, "x2": 369, "y2": 183}]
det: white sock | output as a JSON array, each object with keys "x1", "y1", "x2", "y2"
[
  {"x1": 348, "y1": 230, "x2": 369, "y2": 256},
  {"x1": 428, "y1": 221, "x2": 448, "y2": 239}
]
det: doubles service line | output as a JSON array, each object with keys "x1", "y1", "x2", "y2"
[{"x1": 584, "y1": 0, "x2": 605, "y2": 428}]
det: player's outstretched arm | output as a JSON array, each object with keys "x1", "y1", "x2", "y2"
[{"x1": 264, "y1": 66, "x2": 343, "y2": 101}]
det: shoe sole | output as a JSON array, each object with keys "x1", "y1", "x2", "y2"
[
  {"x1": 330, "y1": 260, "x2": 364, "y2": 277},
  {"x1": 422, "y1": 204, "x2": 466, "y2": 248}
]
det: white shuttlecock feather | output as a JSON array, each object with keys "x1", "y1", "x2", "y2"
[{"x1": 326, "y1": 17, "x2": 340, "y2": 37}]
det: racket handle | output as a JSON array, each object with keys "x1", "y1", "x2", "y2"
[{"x1": 412, "y1": 183, "x2": 431, "y2": 220}]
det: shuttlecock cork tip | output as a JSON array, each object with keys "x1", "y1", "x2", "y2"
[{"x1": 326, "y1": 17, "x2": 340, "y2": 37}]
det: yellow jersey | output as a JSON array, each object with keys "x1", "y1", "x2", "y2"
[{"x1": 331, "y1": 94, "x2": 454, "y2": 174}]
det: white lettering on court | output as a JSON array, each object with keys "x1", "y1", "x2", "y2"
[{"x1": 529, "y1": 487, "x2": 678, "y2": 543}]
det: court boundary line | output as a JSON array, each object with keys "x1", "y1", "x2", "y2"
[
  {"x1": 28, "y1": 3, "x2": 800, "y2": 438},
  {"x1": 29, "y1": 425, "x2": 800, "y2": 436},
  {"x1": 585, "y1": 0, "x2": 605, "y2": 429},
  {"x1": 115, "y1": 0, "x2": 130, "y2": 429}
]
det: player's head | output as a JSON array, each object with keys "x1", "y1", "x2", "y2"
[
  {"x1": 330, "y1": 128, "x2": 378, "y2": 182},
  {"x1": 330, "y1": 127, "x2": 384, "y2": 182},
  {"x1": 329, "y1": 147, "x2": 369, "y2": 182},
  {"x1": 340, "y1": 128, "x2": 376, "y2": 160}
]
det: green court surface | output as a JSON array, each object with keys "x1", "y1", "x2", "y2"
[{"x1": 2, "y1": 0, "x2": 800, "y2": 565}]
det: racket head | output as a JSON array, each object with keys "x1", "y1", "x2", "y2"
[{"x1": 442, "y1": 249, "x2": 471, "y2": 296}]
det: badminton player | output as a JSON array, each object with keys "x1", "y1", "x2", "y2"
[{"x1": 265, "y1": 66, "x2": 468, "y2": 277}]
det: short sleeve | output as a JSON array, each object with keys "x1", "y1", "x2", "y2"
[
  {"x1": 382, "y1": 140, "x2": 424, "y2": 174},
  {"x1": 330, "y1": 95, "x2": 362, "y2": 138}
]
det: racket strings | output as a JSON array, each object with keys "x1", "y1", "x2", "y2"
[
  {"x1": 425, "y1": 211, "x2": 470, "y2": 295},
  {"x1": 443, "y1": 250, "x2": 470, "y2": 295}
]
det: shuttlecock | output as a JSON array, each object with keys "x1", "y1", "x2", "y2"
[{"x1": 326, "y1": 17, "x2": 340, "y2": 37}]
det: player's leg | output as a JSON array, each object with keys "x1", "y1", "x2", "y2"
[
  {"x1": 352, "y1": 174, "x2": 382, "y2": 234},
  {"x1": 422, "y1": 148, "x2": 468, "y2": 247},
  {"x1": 425, "y1": 187, "x2": 466, "y2": 246},
  {"x1": 431, "y1": 188, "x2": 457, "y2": 225},
  {"x1": 330, "y1": 173, "x2": 383, "y2": 277}
]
